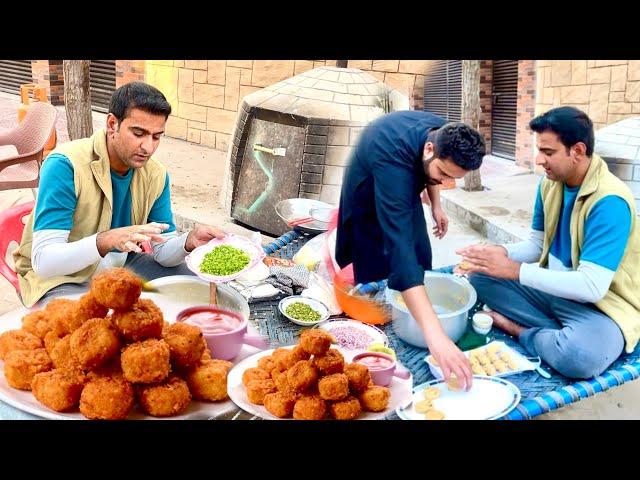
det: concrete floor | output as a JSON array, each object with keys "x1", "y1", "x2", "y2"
[{"x1": 1, "y1": 91, "x2": 639, "y2": 419}]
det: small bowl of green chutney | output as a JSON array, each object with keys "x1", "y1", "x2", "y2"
[{"x1": 278, "y1": 295, "x2": 330, "y2": 326}]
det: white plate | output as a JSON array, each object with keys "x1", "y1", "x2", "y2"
[
  {"x1": 317, "y1": 319, "x2": 388, "y2": 350},
  {"x1": 227, "y1": 347, "x2": 413, "y2": 420},
  {"x1": 185, "y1": 234, "x2": 266, "y2": 284},
  {"x1": 425, "y1": 340, "x2": 538, "y2": 379},
  {"x1": 0, "y1": 292, "x2": 264, "y2": 421},
  {"x1": 274, "y1": 198, "x2": 333, "y2": 234},
  {"x1": 396, "y1": 376, "x2": 521, "y2": 420},
  {"x1": 278, "y1": 296, "x2": 330, "y2": 326}
]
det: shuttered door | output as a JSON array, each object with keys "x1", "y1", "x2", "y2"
[
  {"x1": 491, "y1": 60, "x2": 518, "y2": 160},
  {"x1": 0, "y1": 60, "x2": 33, "y2": 95},
  {"x1": 423, "y1": 60, "x2": 462, "y2": 122},
  {"x1": 89, "y1": 60, "x2": 116, "y2": 112}
]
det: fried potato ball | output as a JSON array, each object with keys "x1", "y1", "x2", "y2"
[
  {"x1": 344, "y1": 362, "x2": 371, "y2": 394},
  {"x1": 313, "y1": 348, "x2": 345, "y2": 376},
  {"x1": 68, "y1": 293, "x2": 109, "y2": 332},
  {"x1": 79, "y1": 376, "x2": 135, "y2": 420},
  {"x1": 318, "y1": 373, "x2": 349, "y2": 401},
  {"x1": 329, "y1": 396, "x2": 362, "y2": 420},
  {"x1": 293, "y1": 394, "x2": 327, "y2": 420},
  {"x1": 32, "y1": 369, "x2": 85, "y2": 412},
  {"x1": 245, "y1": 379, "x2": 277, "y2": 405},
  {"x1": 299, "y1": 329, "x2": 333, "y2": 356},
  {"x1": 90, "y1": 267, "x2": 142, "y2": 310},
  {"x1": 43, "y1": 330, "x2": 66, "y2": 355},
  {"x1": 186, "y1": 359, "x2": 230, "y2": 401},
  {"x1": 263, "y1": 391, "x2": 297, "y2": 418},
  {"x1": 121, "y1": 339, "x2": 170, "y2": 384},
  {"x1": 242, "y1": 367, "x2": 271, "y2": 388},
  {"x1": 22, "y1": 310, "x2": 59, "y2": 340},
  {"x1": 44, "y1": 298, "x2": 78, "y2": 334},
  {"x1": 50, "y1": 335, "x2": 82, "y2": 371},
  {"x1": 0, "y1": 329, "x2": 42, "y2": 360},
  {"x1": 359, "y1": 386, "x2": 391, "y2": 412},
  {"x1": 257, "y1": 355, "x2": 277, "y2": 373},
  {"x1": 137, "y1": 375, "x2": 192, "y2": 417},
  {"x1": 112, "y1": 298, "x2": 164, "y2": 342},
  {"x1": 4, "y1": 348, "x2": 53, "y2": 390},
  {"x1": 69, "y1": 318, "x2": 120, "y2": 370},
  {"x1": 286, "y1": 360, "x2": 318, "y2": 393},
  {"x1": 163, "y1": 322, "x2": 204, "y2": 370}
]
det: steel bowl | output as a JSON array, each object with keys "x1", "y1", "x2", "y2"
[
  {"x1": 144, "y1": 275, "x2": 250, "y2": 322},
  {"x1": 384, "y1": 272, "x2": 477, "y2": 348},
  {"x1": 274, "y1": 198, "x2": 333, "y2": 234}
]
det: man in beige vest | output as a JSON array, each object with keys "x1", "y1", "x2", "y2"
[
  {"x1": 14, "y1": 82, "x2": 226, "y2": 307},
  {"x1": 457, "y1": 107, "x2": 640, "y2": 379}
]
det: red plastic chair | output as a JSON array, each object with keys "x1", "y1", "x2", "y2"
[{"x1": 0, "y1": 201, "x2": 35, "y2": 293}]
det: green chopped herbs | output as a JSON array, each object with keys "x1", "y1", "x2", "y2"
[
  {"x1": 285, "y1": 302, "x2": 321, "y2": 322},
  {"x1": 200, "y1": 245, "x2": 250, "y2": 276}
]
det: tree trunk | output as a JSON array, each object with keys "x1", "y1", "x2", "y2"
[
  {"x1": 461, "y1": 60, "x2": 483, "y2": 192},
  {"x1": 63, "y1": 60, "x2": 93, "y2": 140}
]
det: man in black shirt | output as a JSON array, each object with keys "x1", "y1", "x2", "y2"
[{"x1": 336, "y1": 110, "x2": 485, "y2": 389}]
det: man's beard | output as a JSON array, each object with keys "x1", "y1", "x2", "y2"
[{"x1": 422, "y1": 154, "x2": 441, "y2": 186}]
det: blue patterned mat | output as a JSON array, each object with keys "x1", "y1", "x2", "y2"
[{"x1": 257, "y1": 230, "x2": 640, "y2": 420}]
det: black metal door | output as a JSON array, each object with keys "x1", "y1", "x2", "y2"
[
  {"x1": 89, "y1": 60, "x2": 116, "y2": 112},
  {"x1": 0, "y1": 60, "x2": 33, "y2": 95},
  {"x1": 491, "y1": 60, "x2": 518, "y2": 160},
  {"x1": 423, "y1": 60, "x2": 461, "y2": 122}
]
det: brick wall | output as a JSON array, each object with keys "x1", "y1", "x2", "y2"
[
  {"x1": 515, "y1": 60, "x2": 537, "y2": 168},
  {"x1": 536, "y1": 60, "x2": 640, "y2": 131},
  {"x1": 31, "y1": 60, "x2": 64, "y2": 105},
  {"x1": 116, "y1": 60, "x2": 145, "y2": 88},
  {"x1": 479, "y1": 60, "x2": 493, "y2": 153}
]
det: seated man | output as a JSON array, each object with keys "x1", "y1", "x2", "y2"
[
  {"x1": 14, "y1": 81, "x2": 225, "y2": 307},
  {"x1": 458, "y1": 106, "x2": 640, "y2": 379}
]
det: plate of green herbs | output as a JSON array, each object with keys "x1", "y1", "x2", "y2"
[
  {"x1": 185, "y1": 234, "x2": 266, "y2": 283},
  {"x1": 278, "y1": 295, "x2": 330, "y2": 326}
]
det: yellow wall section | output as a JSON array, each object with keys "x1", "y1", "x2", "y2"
[{"x1": 144, "y1": 61, "x2": 179, "y2": 113}]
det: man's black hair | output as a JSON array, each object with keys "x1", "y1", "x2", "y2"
[
  {"x1": 529, "y1": 106, "x2": 594, "y2": 156},
  {"x1": 432, "y1": 122, "x2": 485, "y2": 170},
  {"x1": 109, "y1": 82, "x2": 172, "y2": 122}
]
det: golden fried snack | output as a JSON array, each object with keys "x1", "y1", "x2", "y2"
[
  {"x1": 32, "y1": 369, "x2": 85, "y2": 412},
  {"x1": 257, "y1": 355, "x2": 277, "y2": 373},
  {"x1": 43, "y1": 329, "x2": 66, "y2": 355},
  {"x1": 242, "y1": 367, "x2": 271, "y2": 388},
  {"x1": 162, "y1": 322, "x2": 205, "y2": 370},
  {"x1": 263, "y1": 391, "x2": 297, "y2": 418},
  {"x1": 344, "y1": 362, "x2": 371, "y2": 394},
  {"x1": 272, "y1": 347, "x2": 296, "y2": 371},
  {"x1": 137, "y1": 375, "x2": 192, "y2": 417},
  {"x1": 44, "y1": 298, "x2": 78, "y2": 335},
  {"x1": 329, "y1": 396, "x2": 362, "y2": 420},
  {"x1": 275, "y1": 368, "x2": 295, "y2": 393},
  {"x1": 208, "y1": 359, "x2": 233, "y2": 372},
  {"x1": 286, "y1": 360, "x2": 318, "y2": 393},
  {"x1": 313, "y1": 348, "x2": 345, "y2": 376},
  {"x1": 290, "y1": 344, "x2": 311, "y2": 362},
  {"x1": 293, "y1": 394, "x2": 327, "y2": 420},
  {"x1": 121, "y1": 339, "x2": 171, "y2": 384},
  {"x1": 90, "y1": 267, "x2": 142, "y2": 310},
  {"x1": 245, "y1": 379, "x2": 277, "y2": 405},
  {"x1": 112, "y1": 298, "x2": 164, "y2": 342},
  {"x1": 22, "y1": 310, "x2": 56, "y2": 340},
  {"x1": 0, "y1": 329, "x2": 42, "y2": 360},
  {"x1": 79, "y1": 376, "x2": 135, "y2": 420},
  {"x1": 359, "y1": 386, "x2": 391, "y2": 412},
  {"x1": 68, "y1": 293, "x2": 109, "y2": 332},
  {"x1": 299, "y1": 329, "x2": 333, "y2": 356},
  {"x1": 186, "y1": 359, "x2": 230, "y2": 401},
  {"x1": 50, "y1": 335, "x2": 82, "y2": 371},
  {"x1": 318, "y1": 373, "x2": 349, "y2": 401},
  {"x1": 270, "y1": 365, "x2": 286, "y2": 383},
  {"x1": 423, "y1": 387, "x2": 441, "y2": 401},
  {"x1": 69, "y1": 318, "x2": 120, "y2": 370},
  {"x1": 446, "y1": 376, "x2": 463, "y2": 392},
  {"x1": 4, "y1": 348, "x2": 53, "y2": 390},
  {"x1": 86, "y1": 357, "x2": 123, "y2": 381}
]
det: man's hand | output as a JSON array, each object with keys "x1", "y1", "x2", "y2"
[
  {"x1": 455, "y1": 244, "x2": 521, "y2": 280},
  {"x1": 96, "y1": 222, "x2": 169, "y2": 256},
  {"x1": 428, "y1": 333, "x2": 473, "y2": 391},
  {"x1": 431, "y1": 206, "x2": 449, "y2": 239},
  {"x1": 185, "y1": 224, "x2": 227, "y2": 252}
]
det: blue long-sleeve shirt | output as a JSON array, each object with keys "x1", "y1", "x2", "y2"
[{"x1": 335, "y1": 110, "x2": 445, "y2": 291}]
